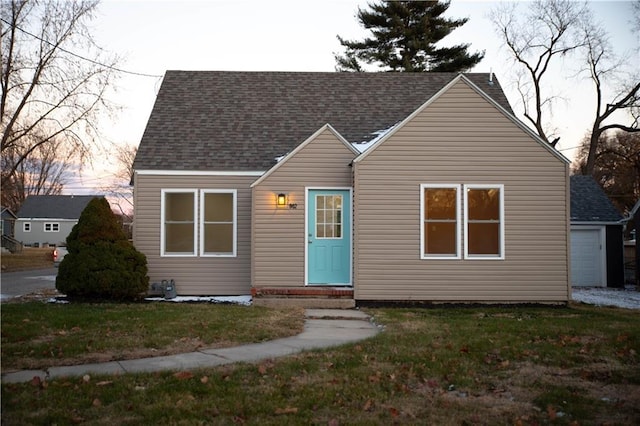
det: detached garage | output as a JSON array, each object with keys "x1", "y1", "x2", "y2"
[{"x1": 570, "y1": 175, "x2": 624, "y2": 287}]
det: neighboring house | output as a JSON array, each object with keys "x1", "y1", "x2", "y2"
[
  {"x1": 15, "y1": 195, "x2": 102, "y2": 247},
  {"x1": 133, "y1": 71, "x2": 570, "y2": 305},
  {"x1": 570, "y1": 175, "x2": 624, "y2": 287},
  {"x1": 1, "y1": 206, "x2": 16, "y2": 237}
]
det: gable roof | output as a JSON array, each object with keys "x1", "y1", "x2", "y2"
[
  {"x1": 1, "y1": 206, "x2": 17, "y2": 220},
  {"x1": 353, "y1": 74, "x2": 569, "y2": 164},
  {"x1": 134, "y1": 71, "x2": 513, "y2": 172},
  {"x1": 570, "y1": 175, "x2": 622, "y2": 223},
  {"x1": 251, "y1": 124, "x2": 358, "y2": 188},
  {"x1": 16, "y1": 195, "x2": 102, "y2": 220}
]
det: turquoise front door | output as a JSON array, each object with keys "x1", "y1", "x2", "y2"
[{"x1": 307, "y1": 189, "x2": 351, "y2": 285}]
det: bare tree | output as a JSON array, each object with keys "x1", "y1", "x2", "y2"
[
  {"x1": 1, "y1": 136, "x2": 73, "y2": 212},
  {"x1": 490, "y1": 0, "x2": 587, "y2": 144},
  {"x1": 100, "y1": 142, "x2": 137, "y2": 219},
  {"x1": 580, "y1": 16, "x2": 640, "y2": 174},
  {"x1": 1, "y1": 0, "x2": 118, "y2": 189},
  {"x1": 573, "y1": 132, "x2": 640, "y2": 217}
]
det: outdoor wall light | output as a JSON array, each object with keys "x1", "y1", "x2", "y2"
[{"x1": 276, "y1": 193, "x2": 287, "y2": 207}]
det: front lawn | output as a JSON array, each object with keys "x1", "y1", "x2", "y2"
[
  {"x1": 1, "y1": 302, "x2": 305, "y2": 370},
  {"x1": 2, "y1": 304, "x2": 639, "y2": 425}
]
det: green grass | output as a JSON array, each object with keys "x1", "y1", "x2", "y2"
[
  {"x1": 1, "y1": 302, "x2": 305, "y2": 370},
  {"x1": 2, "y1": 304, "x2": 640, "y2": 425}
]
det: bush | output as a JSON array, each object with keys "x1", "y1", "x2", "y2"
[{"x1": 56, "y1": 198, "x2": 148, "y2": 300}]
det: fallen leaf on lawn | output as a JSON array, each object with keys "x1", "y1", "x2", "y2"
[
  {"x1": 459, "y1": 347, "x2": 469, "y2": 354},
  {"x1": 71, "y1": 326, "x2": 81, "y2": 332},
  {"x1": 328, "y1": 419, "x2": 339, "y2": 426},
  {"x1": 258, "y1": 364, "x2": 268, "y2": 375},
  {"x1": 363, "y1": 399, "x2": 373, "y2": 412},
  {"x1": 70, "y1": 415, "x2": 85, "y2": 424},
  {"x1": 547, "y1": 405, "x2": 557, "y2": 420},
  {"x1": 274, "y1": 407, "x2": 298, "y2": 415},
  {"x1": 173, "y1": 371, "x2": 194, "y2": 380},
  {"x1": 92, "y1": 398, "x2": 102, "y2": 407},
  {"x1": 388, "y1": 407, "x2": 399, "y2": 417},
  {"x1": 30, "y1": 376, "x2": 42, "y2": 387},
  {"x1": 82, "y1": 374, "x2": 91, "y2": 383},
  {"x1": 200, "y1": 376, "x2": 209, "y2": 384},
  {"x1": 96, "y1": 381, "x2": 113, "y2": 386}
]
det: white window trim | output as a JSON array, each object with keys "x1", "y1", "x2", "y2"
[
  {"x1": 464, "y1": 184, "x2": 505, "y2": 260},
  {"x1": 199, "y1": 189, "x2": 237, "y2": 257},
  {"x1": 44, "y1": 222, "x2": 60, "y2": 232},
  {"x1": 23, "y1": 222, "x2": 31, "y2": 232},
  {"x1": 420, "y1": 184, "x2": 462, "y2": 260},
  {"x1": 161, "y1": 189, "x2": 198, "y2": 257}
]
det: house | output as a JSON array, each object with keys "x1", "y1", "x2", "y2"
[
  {"x1": 1, "y1": 206, "x2": 16, "y2": 238},
  {"x1": 133, "y1": 71, "x2": 570, "y2": 305},
  {"x1": 15, "y1": 195, "x2": 102, "y2": 247},
  {"x1": 570, "y1": 175, "x2": 624, "y2": 287}
]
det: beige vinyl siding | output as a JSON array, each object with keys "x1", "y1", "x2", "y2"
[
  {"x1": 133, "y1": 174, "x2": 254, "y2": 295},
  {"x1": 252, "y1": 127, "x2": 357, "y2": 288},
  {"x1": 354, "y1": 79, "x2": 570, "y2": 302}
]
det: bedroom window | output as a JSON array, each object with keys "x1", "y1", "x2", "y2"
[
  {"x1": 465, "y1": 185, "x2": 504, "y2": 259},
  {"x1": 421, "y1": 184, "x2": 461, "y2": 259},
  {"x1": 421, "y1": 184, "x2": 504, "y2": 260},
  {"x1": 200, "y1": 190, "x2": 236, "y2": 256},
  {"x1": 23, "y1": 222, "x2": 31, "y2": 232},
  {"x1": 44, "y1": 223, "x2": 60, "y2": 232},
  {"x1": 162, "y1": 190, "x2": 197, "y2": 256}
]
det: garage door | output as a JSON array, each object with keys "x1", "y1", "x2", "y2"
[{"x1": 571, "y1": 228, "x2": 604, "y2": 286}]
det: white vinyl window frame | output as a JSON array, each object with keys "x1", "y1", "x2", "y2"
[
  {"x1": 420, "y1": 184, "x2": 462, "y2": 260},
  {"x1": 464, "y1": 184, "x2": 505, "y2": 260},
  {"x1": 23, "y1": 222, "x2": 31, "y2": 232},
  {"x1": 160, "y1": 189, "x2": 198, "y2": 257},
  {"x1": 199, "y1": 189, "x2": 237, "y2": 257},
  {"x1": 44, "y1": 222, "x2": 60, "y2": 232}
]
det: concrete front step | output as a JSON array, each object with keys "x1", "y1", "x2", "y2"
[{"x1": 252, "y1": 298, "x2": 355, "y2": 309}]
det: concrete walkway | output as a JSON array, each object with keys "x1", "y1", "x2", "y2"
[{"x1": 1, "y1": 309, "x2": 379, "y2": 384}]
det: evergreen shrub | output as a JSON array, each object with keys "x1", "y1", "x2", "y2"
[{"x1": 56, "y1": 197, "x2": 148, "y2": 300}]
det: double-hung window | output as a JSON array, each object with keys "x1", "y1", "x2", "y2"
[
  {"x1": 161, "y1": 189, "x2": 237, "y2": 257},
  {"x1": 465, "y1": 185, "x2": 504, "y2": 259},
  {"x1": 421, "y1": 184, "x2": 504, "y2": 260},
  {"x1": 162, "y1": 190, "x2": 197, "y2": 256},
  {"x1": 200, "y1": 190, "x2": 236, "y2": 257},
  {"x1": 421, "y1": 184, "x2": 461, "y2": 259}
]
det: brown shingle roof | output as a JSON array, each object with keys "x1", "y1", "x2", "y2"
[{"x1": 134, "y1": 71, "x2": 513, "y2": 171}]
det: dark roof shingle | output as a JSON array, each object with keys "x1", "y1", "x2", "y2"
[
  {"x1": 134, "y1": 71, "x2": 513, "y2": 171},
  {"x1": 17, "y1": 195, "x2": 102, "y2": 219},
  {"x1": 570, "y1": 175, "x2": 622, "y2": 223}
]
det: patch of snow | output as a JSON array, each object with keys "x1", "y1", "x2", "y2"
[
  {"x1": 274, "y1": 154, "x2": 288, "y2": 163},
  {"x1": 352, "y1": 123, "x2": 399, "y2": 153},
  {"x1": 572, "y1": 286, "x2": 640, "y2": 309},
  {"x1": 144, "y1": 295, "x2": 252, "y2": 305},
  {"x1": 0, "y1": 294, "x2": 12, "y2": 301},
  {"x1": 26, "y1": 275, "x2": 56, "y2": 281},
  {"x1": 47, "y1": 298, "x2": 69, "y2": 304}
]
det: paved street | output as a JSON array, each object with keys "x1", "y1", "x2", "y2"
[{"x1": 0, "y1": 268, "x2": 58, "y2": 300}]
